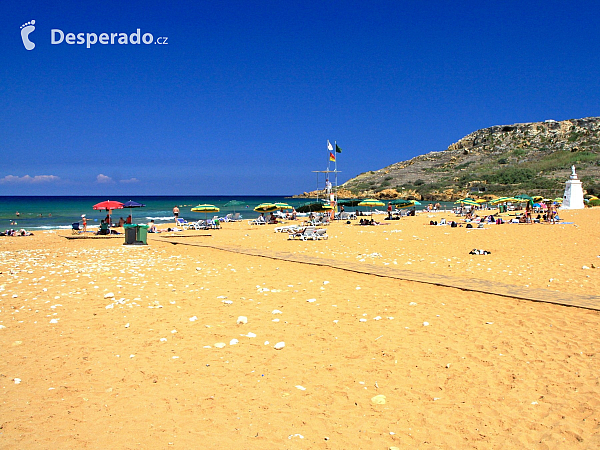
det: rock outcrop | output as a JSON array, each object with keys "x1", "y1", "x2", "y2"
[{"x1": 339, "y1": 117, "x2": 600, "y2": 199}]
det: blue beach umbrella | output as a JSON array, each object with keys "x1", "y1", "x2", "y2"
[{"x1": 122, "y1": 200, "x2": 146, "y2": 221}]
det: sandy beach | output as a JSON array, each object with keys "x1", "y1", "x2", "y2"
[{"x1": 1, "y1": 208, "x2": 599, "y2": 449}]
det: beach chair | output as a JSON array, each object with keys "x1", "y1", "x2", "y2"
[
  {"x1": 289, "y1": 226, "x2": 313, "y2": 240},
  {"x1": 288, "y1": 226, "x2": 328, "y2": 240},
  {"x1": 248, "y1": 217, "x2": 267, "y2": 225},
  {"x1": 314, "y1": 228, "x2": 328, "y2": 239},
  {"x1": 232, "y1": 213, "x2": 242, "y2": 221},
  {"x1": 71, "y1": 222, "x2": 81, "y2": 234},
  {"x1": 176, "y1": 218, "x2": 190, "y2": 229},
  {"x1": 275, "y1": 224, "x2": 301, "y2": 233}
]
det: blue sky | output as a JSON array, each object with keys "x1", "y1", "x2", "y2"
[{"x1": 1, "y1": 1, "x2": 599, "y2": 195}]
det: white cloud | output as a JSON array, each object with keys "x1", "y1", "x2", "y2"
[
  {"x1": 96, "y1": 174, "x2": 114, "y2": 184},
  {"x1": 0, "y1": 175, "x2": 60, "y2": 184},
  {"x1": 119, "y1": 177, "x2": 140, "y2": 184}
]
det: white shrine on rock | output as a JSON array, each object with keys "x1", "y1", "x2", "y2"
[{"x1": 561, "y1": 165, "x2": 585, "y2": 210}]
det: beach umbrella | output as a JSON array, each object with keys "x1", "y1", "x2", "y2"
[
  {"x1": 411, "y1": 200, "x2": 422, "y2": 206},
  {"x1": 92, "y1": 200, "x2": 124, "y2": 223},
  {"x1": 358, "y1": 199, "x2": 385, "y2": 215},
  {"x1": 533, "y1": 195, "x2": 544, "y2": 202},
  {"x1": 191, "y1": 204, "x2": 220, "y2": 220},
  {"x1": 296, "y1": 201, "x2": 333, "y2": 213},
  {"x1": 553, "y1": 198, "x2": 563, "y2": 203},
  {"x1": 514, "y1": 194, "x2": 534, "y2": 205},
  {"x1": 274, "y1": 202, "x2": 293, "y2": 210},
  {"x1": 223, "y1": 200, "x2": 245, "y2": 213},
  {"x1": 455, "y1": 199, "x2": 479, "y2": 207},
  {"x1": 93, "y1": 200, "x2": 124, "y2": 211},
  {"x1": 338, "y1": 199, "x2": 364, "y2": 207},
  {"x1": 489, "y1": 197, "x2": 519, "y2": 205},
  {"x1": 122, "y1": 200, "x2": 146, "y2": 222},
  {"x1": 390, "y1": 198, "x2": 413, "y2": 206},
  {"x1": 254, "y1": 203, "x2": 279, "y2": 213}
]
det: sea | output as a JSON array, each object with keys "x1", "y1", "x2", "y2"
[{"x1": 0, "y1": 196, "x2": 456, "y2": 231}]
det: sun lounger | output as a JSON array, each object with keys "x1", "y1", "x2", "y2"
[
  {"x1": 248, "y1": 217, "x2": 267, "y2": 225},
  {"x1": 288, "y1": 226, "x2": 328, "y2": 240},
  {"x1": 176, "y1": 218, "x2": 190, "y2": 229},
  {"x1": 275, "y1": 224, "x2": 302, "y2": 233}
]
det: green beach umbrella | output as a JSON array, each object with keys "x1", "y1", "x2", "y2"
[
  {"x1": 274, "y1": 202, "x2": 293, "y2": 210},
  {"x1": 223, "y1": 200, "x2": 245, "y2": 213},
  {"x1": 338, "y1": 199, "x2": 364, "y2": 207},
  {"x1": 296, "y1": 201, "x2": 332, "y2": 213},
  {"x1": 390, "y1": 199, "x2": 413, "y2": 207},
  {"x1": 514, "y1": 194, "x2": 534, "y2": 205}
]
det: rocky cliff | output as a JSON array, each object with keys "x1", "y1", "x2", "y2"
[{"x1": 339, "y1": 117, "x2": 600, "y2": 201}]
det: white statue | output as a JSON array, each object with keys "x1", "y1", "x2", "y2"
[{"x1": 563, "y1": 165, "x2": 584, "y2": 209}]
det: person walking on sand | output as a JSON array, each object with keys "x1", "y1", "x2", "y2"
[
  {"x1": 173, "y1": 206, "x2": 180, "y2": 219},
  {"x1": 81, "y1": 215, "x2": 87, "y2": 233},
  {"x1": 387, "y1": 202, "x2": 392, "y2": 219}
]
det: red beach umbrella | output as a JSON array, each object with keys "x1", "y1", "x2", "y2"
[
  {"x1": 93, "y1": 200, "x2": 124, "y2": 211},
  {"x1": 93, "y1": 200, "x2": 124, "y2": 223}
]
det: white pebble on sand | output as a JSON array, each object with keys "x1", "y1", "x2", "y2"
[
  {"x1": 236, "y1": 316, "x2": 248, "y2": 324},
  {"x1": 274, "y1": 342, "x2": 285, "y2": 350},
  {"x1": 423, "y1": 322, "x2": 430, "y2": 326}
]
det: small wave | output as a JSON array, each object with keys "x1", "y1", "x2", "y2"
[{"x1": 146, "y1": 216, "x2": 174, "y2": 221}]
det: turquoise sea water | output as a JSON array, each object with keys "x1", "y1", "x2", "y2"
[{"x1": 0, "y1": 196, "x2": 455, "y2": 230}]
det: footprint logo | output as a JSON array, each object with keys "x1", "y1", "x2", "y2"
[{"x1": 20, "y1": 20, "x2": 36, "y2": 50}]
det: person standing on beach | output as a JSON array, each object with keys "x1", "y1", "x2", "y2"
[
  {"x1": 173, "y1": 206, "x2": 180, "y2": 219},
  {"x1": 82, "y1": 215, "x2": 87, "y2": 233},
  {"x1": 387, "y1": 202, "x2": 392, "y2": 219}
]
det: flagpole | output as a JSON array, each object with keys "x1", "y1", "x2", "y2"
[{"x1": 334, "y1": 140, "x2": 338, "y2": 207}]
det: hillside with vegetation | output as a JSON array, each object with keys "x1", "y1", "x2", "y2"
[{"x1": 335, "y1": 117, "x2": 600, "y2": 201}]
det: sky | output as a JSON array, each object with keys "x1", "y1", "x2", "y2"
[{"x1": 1, "y1": 0, "x2": 599, "y2": 195}]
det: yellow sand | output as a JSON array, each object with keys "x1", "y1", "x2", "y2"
[{"x1": 1, "y1": 208, "x2": 599, "y2": 449}]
